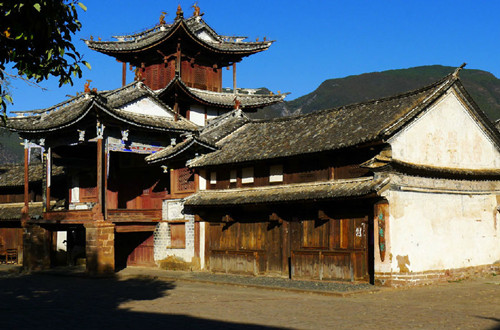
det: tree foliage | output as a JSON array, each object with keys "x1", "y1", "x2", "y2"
[{"x1": 0, "y1": 1, "x2": 90, "y2": 116}]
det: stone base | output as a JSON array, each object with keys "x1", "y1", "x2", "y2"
[
  {"x1": 85, "y1": 221, "x2": 115, "y2": 275},
  {"x1": 158, "y1": 255, "x2": 201, "y2": 271},
  {"x1": 375, "y1": 263, "x2": 500, "y2": 287},
  {"x1": 23, "y1": 225, "x2": 51, "y2": 271}
]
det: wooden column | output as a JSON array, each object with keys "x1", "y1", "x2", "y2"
[
  {"x1": 21, "y1": 140, "x2": 29, "y2": 224},
  {"x1": 95, "y1": 123, "x2": 105, "y2": 220},
  {"x1": 104, "y1": 139, "x2": 109, "y2": 220},
  {"x1": 46, "y1": 148, "x2": 52, "y2": 212},
  {"x1": 232, "y1": 63, "x2": 237, "y2": 93},
  {"x1": 176, "y1": 41, "x2": 181, "y2": 75},
  {"x1": 42, "y1": 151, "x2": 47, "y2": 212},
  {"x1": 122, "y1": 62, "x2": 127, "y2": 86}
]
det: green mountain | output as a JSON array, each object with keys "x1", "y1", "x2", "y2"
[{"x1": 252, "y1": 65, "x2": 500, "y2": 121}]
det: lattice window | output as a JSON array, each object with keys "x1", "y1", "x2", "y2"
[{"x1": 176, "y1": 167, "x2": 195, "y2": 192}]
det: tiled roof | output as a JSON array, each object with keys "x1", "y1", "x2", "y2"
[
  {"x1": 0, "y1": 202, "x2": 44, "y2": 221},
  {"x1": 199, "y1": 109, "x2": 250, "y2": 144},
  {"x1": 188, "y1": 86, "x2": 286, "y2": 108},
  {"x1": 157, "y1": 77, "x2": 286, "y2": 110},
  {"x1": 145, "y1": 136, "x2": 217, "y2": 163},
  {"x1": 85, "y1": 16, "x2": 272, "y2": 55},
  {"x1": 190, "y1": 73, "x2": 500, "y2": 167},
  {"x1": 3, "y1": 82, "x2": 197, "y2": 134},
  {"x1": 145, "y1": 109, "x2": 249, "y2": 164},
  {"x1": 184, "y1": 177, "x2": 388, "y2": 206},
  {"x1": 0, "y1": 163, "x2": 64, "y2": 187}
]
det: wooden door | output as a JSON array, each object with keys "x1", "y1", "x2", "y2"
[
  {"x1": 126, "y1": 233, "x2": 155, "y2": 267},
  {"x1": 207, "y1": 221, "x2": 282, "y2": 276},
  {"x1": 290, "y1": 216, "x2": 369, "y2": 282}
]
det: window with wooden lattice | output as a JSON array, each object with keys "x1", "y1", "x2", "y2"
[{"x1": 174, "y1": 167, "x2": 195, "y2": 193}]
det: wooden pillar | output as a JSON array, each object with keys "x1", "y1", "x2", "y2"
[
  {"x1": 46, "y1": 148, "x2": 51, "y2": 211},
  {"x1": 122, "y1": 62, "x2": 127, "y2": 86},
  {"x1": 42, "y1": 151, "x2": 47, "y2": 212},
  {"x1": 232, "y1": 62, "x2": 237, "y2": 94},
  {"x1": 95, "y1": 123, "x2": 105, "y2": 220},
  {"x1": 104, "y1": 140, "x2": 109, "y2": 220},
  {"x1": 176, "y1": 42, "x2": 181, "y2": 75},
  {"x1": 21, "y1": 140, "x2": 29, "y2": 224}
]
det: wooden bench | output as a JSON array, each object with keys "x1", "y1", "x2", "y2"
[{"x1": 6, "y1": 249, "x2": 17, "y2": 264}]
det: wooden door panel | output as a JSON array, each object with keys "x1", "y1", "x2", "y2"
[{"x1": 322, "y1": 252, "x2": 352, "y2": 280}]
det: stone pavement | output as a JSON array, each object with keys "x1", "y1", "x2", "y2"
[
  {"x1": 0, "y1": 265, "x2": 499, "y2": 329},
  {"x1": 117, "y1": 267, "x2": 379, "y2": 296}
]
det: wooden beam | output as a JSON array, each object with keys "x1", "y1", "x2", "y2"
[{"x1": 115, "y1": 225, "x2": 157, "y2": 233}]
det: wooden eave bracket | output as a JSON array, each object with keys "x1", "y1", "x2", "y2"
[
  {"x1": 269, "y1": 212, "x2": 283, "y2": 224},
  {"x1": 222, "y1": 214, "x2": 233, "y2": 223},
  {"x1": 318, "y1": 210, "x2": 332, "y2": 221}
]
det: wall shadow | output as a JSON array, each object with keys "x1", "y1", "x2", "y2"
[{"x1": 0, "y1": 272, "x2": 286, "y2": 329}]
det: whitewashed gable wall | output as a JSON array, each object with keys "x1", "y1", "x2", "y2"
[
  {"x1": 118, "y1": 96, "x2": 174, "y2": 118},
  {"x1": 389, "y1": 90, "x2": 500, "y2": 169}
]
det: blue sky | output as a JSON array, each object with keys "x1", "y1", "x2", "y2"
[{"x1": 6, "y1": 0, "x2": 500, "y2": 114}]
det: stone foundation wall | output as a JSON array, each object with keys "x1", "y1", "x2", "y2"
[
  {"x1": 85, "y1": 221, "x2": 115, "y2": 275},
  {"x1": 375, "y1": 263, "x2": 500, "y2": 287},
  {"x1": 23, "y1": 224, "x2": 51, "y2": 271},
  {"x1": 154, "y1": 199, "x2": 197, "y2": 268}
]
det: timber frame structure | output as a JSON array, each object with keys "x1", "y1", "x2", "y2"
[{"x1": 2, "y1": 5, "x2": 500, "y2": 286}]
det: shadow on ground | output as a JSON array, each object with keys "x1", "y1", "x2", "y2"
[{"x1": 0, "y1": 272, "x2": 285, "y2": 329}]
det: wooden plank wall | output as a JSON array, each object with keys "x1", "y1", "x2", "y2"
[{"x1": 205, "y1": 211, "x2": 371, "y2": 282}]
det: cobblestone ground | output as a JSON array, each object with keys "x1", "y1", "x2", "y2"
[{"x1": 0, "y1": 267, "x2": 498, "y2": 329}]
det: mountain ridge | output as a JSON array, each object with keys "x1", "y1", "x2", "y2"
[{"x1": 252, "y1": 65, "x2": 500, "y2": 121}]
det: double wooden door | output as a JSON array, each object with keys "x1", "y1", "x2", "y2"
[{"x1": 206, "y1": 214, "x2": 370, "y2": 282}]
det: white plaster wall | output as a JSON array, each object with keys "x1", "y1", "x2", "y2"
[
  {"x1": 190, "y1": 105, "x2": 205, "y2": 126},
  {"x1": 154, "y1": 199, "x2": 195, "y2": 263},
  {"x1": 385, "y1": 190, "x2": 500, "y2": 273},
  {"x1": 199, "y1": 170, "x2": 207, "y2": 190},
  {"x1": 390, "y1": 91, "x2": 500, "y2": 169},
  {"x1": 206, "y1": 108, "x2": 218, "y2": 121},
  {"x1": 119, "y1": 96, "x2": 174, "y2": 118},
  {"x1": 56, "y1": 231, "x2": 67, "y2": 252}
]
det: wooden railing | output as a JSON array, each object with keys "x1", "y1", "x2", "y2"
[
  {"x1": 41, "y1": 208, "x2": 162, "y2": 223},
  {"x1": 43, "y1": 210, "x2": 94, "y2": 222},
  {"x1": 107, "y1": 209, "x2": 162, "y2": 222}
]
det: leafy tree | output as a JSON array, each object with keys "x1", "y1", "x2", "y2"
[{"x1": 0, "y1": 1, "x2": 90, "y2": 117}]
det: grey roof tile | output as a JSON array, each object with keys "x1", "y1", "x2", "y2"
[
  {"x1": 189, "y1": 75, "x2": 461, "y2": 167},
  {"x1": 185, "y1": 177, "x2": 388, "y2": 206},
  {"x1": 85, "y1": 16, "x2": 273, "y2": 54}
]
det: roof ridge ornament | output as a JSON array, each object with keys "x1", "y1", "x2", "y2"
[
  {"x1": 452, "y1": 62, "x2": 467, "y2": 78},
  {"x1": 176, "y1": 4, "x2": 184, "y2": 20},
  {"x1": 191, "y1": 2, "x2": 203, "y2": 17},
  {"x1": 159, "y1": 11, "x2": 167, "y2": 25}
]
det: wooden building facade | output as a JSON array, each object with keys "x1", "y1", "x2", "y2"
[
  {"x1": 3, "y1": 5, "x2": 285, "y2": 274},
  {"x1": 151, "y1": 69, "x2": 500, "y2": 285}
]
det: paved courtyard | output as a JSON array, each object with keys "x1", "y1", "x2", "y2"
[{"x1": 0, "y1": 267, "x2": 498, "y2": 329}]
